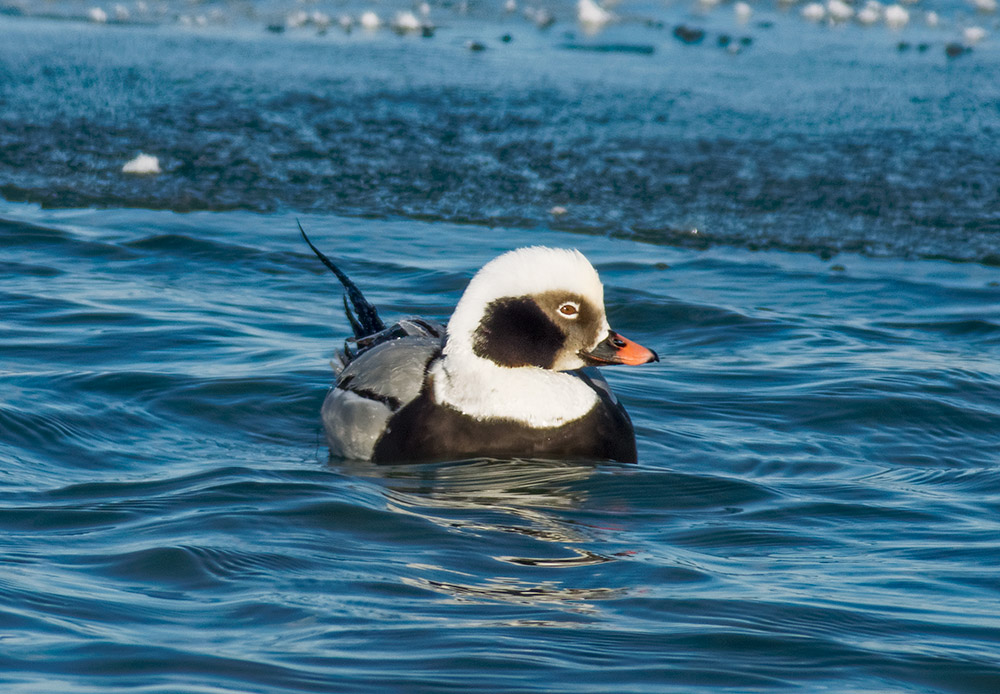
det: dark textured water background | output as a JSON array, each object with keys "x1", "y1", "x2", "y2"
[{"x1": 2, "y1": 4, "x2": 1000, "y2": 692}]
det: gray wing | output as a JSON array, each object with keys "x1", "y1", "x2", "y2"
[
  {"x1": 332, "y1": 317, "x2": 445, "y2": 373},
  {"x1": 322, "y1": 335, "x2": 442, "y2": 460}
]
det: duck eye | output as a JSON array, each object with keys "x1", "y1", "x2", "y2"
[{"x1": 558, "y1": 302, "x2": 579, "y2": 318}]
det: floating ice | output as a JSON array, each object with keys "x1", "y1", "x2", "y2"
[
  {"x1": 286, "y1": 10, "x2": 308, "y2": 29},
  {"x1": 122, "y1": 153, "x2": 161, "y2": 175},
  {"x1": 311, "y1": 11, "x2": 331, "y2": 31},
  {"x1": 578, "y1": 0, "x2": 613, "y2": 28},
  {"x1": 963, "y1": 26, "x2": 987, "y2": 44},
  {"x1": 857, "y1": 1, "x2": 882, "y2": 25},
  {"x1": 801, "y1": 3, "x2": 826, "y2": 21},
  {"x1": 524, "y1": 6, "x2": 556, "y2": 29},
  {"x1": 391, "y1": 10, "x2": 421, "y2": 33},
  {"x1": 884, "y1": 4, "x2": 909, "y2": 28},
  {"x1": 828, "y1": 0, "x2": 854, "y2": 22}
]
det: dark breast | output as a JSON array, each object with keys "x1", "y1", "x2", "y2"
[{"x1": 372, "y1": 371, "x2": 638, "y2": 464}]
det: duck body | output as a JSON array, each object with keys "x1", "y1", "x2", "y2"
[
  {"x1": 321, "y1": 331, "x2": 442, "y2": 461},
  {"x1": 371, "y1": 365, "x2": 637, "y2": 463},
  {"x1": 302, "y1": 228, "x2": 657, "y2": 465}
]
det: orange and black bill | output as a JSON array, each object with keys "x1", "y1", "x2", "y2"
[{"x1": 580, "y1": 331, "x2": 659, "y2": 366}]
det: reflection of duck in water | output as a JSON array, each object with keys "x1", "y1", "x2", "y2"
[
  {"x1": 302, "y1": 225, "x2": 657, "y2": 465},
  {"x1": 365, "y1": 458, "x2": 597, "y2": 511},
  {"x1": 355, "y1": 458, "x2": 631, "y2": 608}
]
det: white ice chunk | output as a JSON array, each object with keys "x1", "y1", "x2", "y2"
[{"x1": 122, "y1": 153, "x2": 161, "y2": 175}]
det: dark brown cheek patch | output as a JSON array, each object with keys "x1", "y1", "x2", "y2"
[
  {"x1": 473, "y1": 296, "x2": 566, "y2": 368},
  {"x1": 574, "y1": 303, "x2": 605, "y2": 352},
  {"x1": 535, "y1": 291, "x2": 605, "y2": 354}
]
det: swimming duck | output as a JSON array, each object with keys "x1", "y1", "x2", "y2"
[{"x1": 302, "y1": 226, "x2": 658, "y2": 464}]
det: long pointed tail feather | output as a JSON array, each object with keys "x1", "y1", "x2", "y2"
[{"x1": 299, "y1": 221, "x2": 386, "y2": 339}]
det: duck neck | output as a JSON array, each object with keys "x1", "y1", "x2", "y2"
[{"x1": 428, "y1": 349, "x2": 598, "y2": 428}]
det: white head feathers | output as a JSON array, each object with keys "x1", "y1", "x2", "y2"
[
  {"x1": 431, "y1": 247, "x2": 608, "y2": 427},
  {"x1": 444, "y1": 246, "x2": 606, "y2": 357}
]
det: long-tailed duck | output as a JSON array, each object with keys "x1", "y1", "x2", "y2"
[{"x1": 302, "y1": 226, "x2": 657, "y2": 464}]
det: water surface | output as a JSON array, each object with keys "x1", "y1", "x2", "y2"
[{"x1": 2, "y1": 6, "x2": 1000, "y2": 693}]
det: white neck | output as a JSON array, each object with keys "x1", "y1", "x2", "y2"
[{"x1": 428, "y1": 351, "x2": 598, "y2": 428}]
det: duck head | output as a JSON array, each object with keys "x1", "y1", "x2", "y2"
[{"x1": 444, "y1": 246, "x2": 658, "y2": 371}]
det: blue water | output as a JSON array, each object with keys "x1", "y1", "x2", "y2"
[{"x1": 2, "y1": 4, "x2": 1000, "y2": 693}]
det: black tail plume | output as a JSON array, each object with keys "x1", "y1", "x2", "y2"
[{"x1": 299, "y1": 221, "x2": 386, "y2": 339}]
